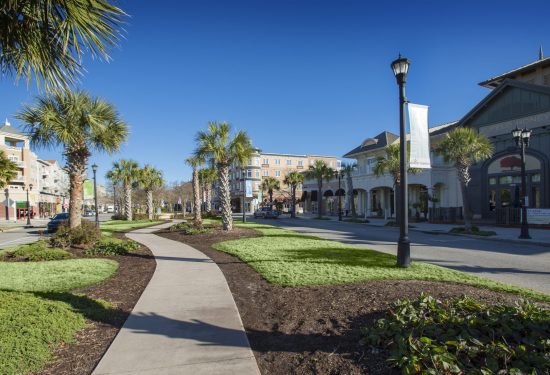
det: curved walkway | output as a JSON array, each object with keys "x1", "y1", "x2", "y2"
[{"x1": 93, "y1": 222, "x2": 260, "y2": 375}]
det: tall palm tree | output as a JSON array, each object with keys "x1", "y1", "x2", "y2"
[
  {"x1": 0, "y1": 0, "x2": 126, "y2": 91},
  {"x1": 0, "y1": 151, "x2": 18, "y2": 189},
  {"x1": 186, "y1": 156, "x2": 203, "y2": 225},
  {"x1": 373, "y1": 143, "x2": 420, "y2": 222},
  {"x1": 341, "y1": 162, "x2": 357, "y2": 219},
  {"x1": 305, "y1": 160, "x2": 335, "y2": 219},
  {"x1": 18, "y1": 90, "x2": 128, "y2": 228},
  {"x1": 106, "y1": 159, "x2": 140, "y2": 221},
  {"x1": 199, "y1": 167, "x2": 217, "y2": 214},
  {"x1": 138, "y1": 165, "x2": 164, "y2": 220},
  {"x1": 435, "y1": 127, "x2": 493, "y2": 232},
  {"x1": 195, "y1": 121, "x2": 254, "y2": 231},
  {"x1": 283, "y1": 171, "x2": 304, "y2": 219},
  {"x1": 261, "y1": 176, "x2": 280, "y2": 203}
]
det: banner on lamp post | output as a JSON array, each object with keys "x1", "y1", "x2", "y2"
[
  {"x1": 245, "y1": 180, "x2": 253, "y2": 198},
  {"x1": 408, "y1": 103, "x2": 431, "y2": 169},
  {"x1": 83, "y1": 179, "x2": 95, "y2": 200}
]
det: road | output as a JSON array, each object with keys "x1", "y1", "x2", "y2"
[{"x1": 257, "y1": 217, "x2": 550, "y2": 295}]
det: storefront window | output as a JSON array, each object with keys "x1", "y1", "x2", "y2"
[
  {"x1": 499, "y1": 176, "x2": 513, "y2": 184},
  {"x1": 512, "y1": 175, "x2": 521, "y2": 184},
  {"x1": 489, "y1": 190, "x2": 496, "y2": 211},
  {"x1": 532, "y1": 173, "x2": 541, "y2": 182},
  {"x1": 489, "y1": 177, "x2": 497, "y2": 185},
  {"x1": 500, "y1": 189, "x2": 511, "y2": 208}
]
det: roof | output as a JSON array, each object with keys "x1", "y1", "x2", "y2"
[
  {"x1": 343, "y1": 131, "x2": 398, "y2": 158},
  {"x1": 0, "y1": 124, "x2": 26, "y2": 137},
  {"x1": 479, "y1": 57, "x2": 550, "y2": 88}
]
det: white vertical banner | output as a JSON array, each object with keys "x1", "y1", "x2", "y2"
[{"x1": 408, "y1": 103, "x2": 431, "y2": 169}]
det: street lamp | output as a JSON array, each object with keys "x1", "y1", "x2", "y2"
[
  {"x1": 337, "y1": 171, "x2": 342, "y2": 221},
  {"x1": 242, "y1": 168, "x2": 247, "y2": 223},
  {"x1": 25, "y1": 183, "x2": 33, "y2": 227},
  {"x1": 391, "y1": 54, "x2": 411, "y2": 267},
  {"x1": 92, "y1": 164, "x2": 99, "y2": 227},
  {"x1": 4, "y1": 188, "x2": 9, "y2": 221},
  {"x1": 511, "y1": 127, "x2": 532, "y2": 239}
]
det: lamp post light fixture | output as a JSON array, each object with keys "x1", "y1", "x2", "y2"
[
  {"x1": 25, "y1": 183, "x2": 33, "y2": 227},
  {"x1": 511, "y1": 127, "x2": 532, "y2": 239},
  {"x1": 391, "y1": 54, "x2": 411, "y2": 268},
  {"x1": 337, "y1": 171, "x2": 343, "y2": 221},
  {"x1": 92, "y1": 164, "x2": 99, "y2": 227}
]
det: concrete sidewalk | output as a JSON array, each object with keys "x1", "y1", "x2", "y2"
[
  {"x1": 298, "y1": 213, "x2": 550, "y2": 247},
  {"x1": 92, "y1": 222, "x2": 260, "y2": 375}
]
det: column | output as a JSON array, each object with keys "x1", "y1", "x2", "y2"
[{"x1": 366, "y1": 190, "x2": 371, "y2": 218}]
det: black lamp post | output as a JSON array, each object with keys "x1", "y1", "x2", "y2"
[
  {"x1": 25, "y1": 183, "x2": 33, "y2": 227},
  {"x1": 242, "y1": 168, "x2": 247, "y2": 223},
  {"x1": 337, "y1": 171, "x2": 342, "y2": 221},
  {"x1": 511, "y1": 127, "x2": 532, "y2": 239},
  {"x1": 4, "y1": 188, "x2": 9, "y2": 221},
  {"x1": 391, "y1": 55, "x2": 411, "y2": 268},
  {"x1": 92, "y1": 164, "x2": 99, "y2": 227}
]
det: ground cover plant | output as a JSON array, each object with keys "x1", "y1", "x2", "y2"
[
  {"x1": 213, "y1": 223, "x2": 550, "y2": 301},
  {"x1": 1, "y1": 241, "x2": 72, "y2": 261},
  {"x1": 364, "y1": 293, "x2": 550, "y2": 374},
  {"x1": 100, "y1": 219, "x2": 163, "y2": 237},
  {"x1": 85, "y1": 237, "x2": 140, "y2": 256},
  {"x1": 169, "y1": 222, "x2": 213, "y2": 235},
  {"x1": 450, "y1": 226, "x2": 497, "y2": 236}
]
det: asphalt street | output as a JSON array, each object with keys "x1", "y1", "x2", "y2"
[{"x1": 258, "y1": 217, "x2": 550, "y2": 295}]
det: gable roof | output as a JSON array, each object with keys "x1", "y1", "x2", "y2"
[
  {"x1": 457, "y1": 79, "x2": 550, "y2": 128},
  {"x1": 479, "y1": 57, "x2": 550, "y2": 88},
  {"x1": 343, "y1": 131, "x2": 398, "y2": 158}
]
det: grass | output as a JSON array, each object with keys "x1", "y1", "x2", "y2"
[
  {"x1": 213, "y1": 223, "x2": 550, "y2": 301},
  {"x1": 0, "y1": 259, "x2": 118, "y2": 292},
  {"x1": 0, "y1": 290, "x2": 118, "y2": 375},
  {"x1": 449, "y1": 227, "x2": 497, "y2": 236},
  {"x1": 100, "y1": 219, "x2": 163, "y2": 236}
]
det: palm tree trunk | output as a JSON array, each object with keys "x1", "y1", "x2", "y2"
[
  {"x1": 205, "y1": 185, "x2": 212, "y2": 213},
  {"x1": 347, "y1": 174, "x2": 357, "y2": 219},
  {"x1": 147, "y1": 189, "x2": 153, "y2": 220},
  {"x1": 317, "y1": 179, "x2": 323, "y2": 219},
  {"x1": 458, "y1": 164, "x2": 473, "y2": 232},
  {"x1": 269, "y1": 190, "x2": 273, "y2": 203},
  {"x1": 66, "y1": 150, "x2": 88, "y2": 229},
  {"x1": 124, "y1": 183, "x2": 132, "y2": 221},
  {"x1": 192, "y1": 167, "x2": 202, "y2": 224},
  {"x1": 291, "y1": 185, "x2": 296, "y2": 218},
  {"x1": 218, "y1": 164, "x2": 232, "y2": 231}
]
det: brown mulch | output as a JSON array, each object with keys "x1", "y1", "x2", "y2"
[
  {"x1": 157, "y1": 225, "x2": 526, "y2": 375},
  {"x1": 33, "y1": 235, "x2": 156, "y2": 375}
]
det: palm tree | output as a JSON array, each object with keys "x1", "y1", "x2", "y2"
[
  {"x1": 435, "y1": 127, "x2": 493, "y2": 232},
  {"x1": 195, "y1": 121, "x2": 254, "y2": 231},
  {"x1": 18, "y1": 90, "x2": 128, "y2": 228},
  {"x1": 199, "y1": 167, "x2": 217, "y2": 214},
  {"x1": 186, "y1": 156, "x2": 203, "y2": 225},
  {"x1": 261, "y1": 177, "x2": 280, "y2": 203},
  {"x1": 341, "y1": 162, "x2": 357, "y2": 219},
  {"x1": 283, "y1": 171, "x2": 304, "y2": 219},
  {"x1": 0, "y1": 151, "x2": 18, "y2": 189},
  {"x1": 0, "y1": 0, "x2": 126, "y2": 91},
  {"x1": 373, "y1": 143, "x2": 420, "y2": 222},
  {"x1": 138, "y1": 165, "x2": 164, "y2": 220},
  {"x1": 305, "y1": 160, "x2": 335, "y2": 219},
  {"x1": 106, "y1": 159, "x2": 140, "y2": 221}
]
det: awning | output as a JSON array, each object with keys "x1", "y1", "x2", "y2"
[
  {"x1": 310, "y1": 190, "x2": 318, "y2": 202},
  {"x1": 335, "y1": 188, "x2": 345, "y2": 196},
  {"x1": 323, "y1": 190, "x2": 334, "y2": 197}
]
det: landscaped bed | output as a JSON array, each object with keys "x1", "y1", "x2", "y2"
[
  {"x1": 158, "y1": 221, "x2": 550, "y2": 375},
  {"x1": 0, "y1": 220, "x2": 162, "y2": 375}
]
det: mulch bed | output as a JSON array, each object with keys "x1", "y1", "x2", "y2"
[
  {"x1": 157, "y1": 224, "x2": 527, "y2": 375},
  {"x1": 34, "y1": 234, "x2": 156, "y2": 375}
]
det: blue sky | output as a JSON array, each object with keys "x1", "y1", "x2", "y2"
[{"x1": 2, "y1": 0, "x2": 550, "y2": 184}]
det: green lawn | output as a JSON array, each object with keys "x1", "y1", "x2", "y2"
[
  {"x1": 0, "y1": 259, "x2": 118, "y2": 292},
  {"x1": 100, "y1": 219, "x2": 163, "y2": 236},
  {"x1": 214, "y1": 223, "x2": 550, "y2": 301}
]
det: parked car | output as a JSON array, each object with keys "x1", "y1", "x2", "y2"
[
  {"x1": 83, "y1": 210, "x2": 95, "y2": 217},
  {"x1": 47, "y1": 212, "x2": 70, "y2": 233},
  {"x1": 253, "y1": 207, "x2": 280, "y2": 219}
]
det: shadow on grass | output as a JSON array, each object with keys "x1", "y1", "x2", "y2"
[{"x1": 33, "y1": 292, "x2": 124, "y2": 326}]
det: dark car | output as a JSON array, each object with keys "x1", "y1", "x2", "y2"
[
  {"x1": 253, "y1": 207, "x2": 280, "y2": 219},
  {"x1": 47, "y1": 212, "x2": 70, "y2": 233}
]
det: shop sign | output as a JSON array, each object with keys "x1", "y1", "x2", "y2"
[{"x1": 527, "y1": 209, "x2": 550, "y2": 225}]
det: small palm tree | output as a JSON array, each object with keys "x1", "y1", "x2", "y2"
[
  {"x1": 107, "y1": 159, "x2": 140, "y2": 221},
  {"x1": 305, "y1": 160, "x2": 335, "y2": 219},
  {"x1": 261, "y1": 177, "x2": 280, "y2": 203},
  {"x1": 283, "y1": 171, "x2": 304, "y2": 218},
  {"x1": 138, "y1": 165, "x2": 164, "y2": 220},
  {"x1": 0, "y1": 151, "x2": 18, "y2": 189},
  {"x1": 341, "y1": 162, "x2": 357, "y2": 219},
  {"x1": 18, "y1": 90, "x2": 128, "y2": 228},
  {"x1": 186, "y1": 156, "x2": 203, "y2": 225},
  {"x1": 0, "y1": 0, "x2": 126, "y2": 91},
  {"x1": 195, "y1": 121, "x2": 254, "y2": 231},
  {"x1": 435, "y1": 127, "x2": 493, "y2": 232},
  {"x1": 199, "y1": 167, "x2": 218, "y2": 214}
]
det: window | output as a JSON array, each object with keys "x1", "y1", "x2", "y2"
[
  {"x1": 499, "y1": 176, "x2": 513, "y2": 184},
  {"x1": 263, "y1": 158, "x2": 269, "y2": 165},
  {"x1": 488, "y1": 177, "x2": 497, "y2": 185},
  {"x1": 286, "y1": 159, "x2": 291, "y2": 166},
  {"x1": 297, "y1": 160, "x2": 303, "y2": 167},
  {"x1": 246, "y1": 169, "x2": 252, "y2": 178},
  {"x1": 275, "y1": 170, "x2": 281, "y2": 177},
  {"x1": 366, "y1": 158, "x2": 377, "y2": 174},
  {"x1": 263, "y1": 170, "x2": 269, "y2": 177},
  {"x1": 532, "y1": 173, "x2": 541, "y2": 182},
  {"x1": 275, "y1": 159, "x2": 281, "y2": 165},
  {"x1": 254, "y1": 158, "x2": 260, "y2": 166},
  {"x1": 255, "y1": 170, "x2": 260, "y2": 178}
]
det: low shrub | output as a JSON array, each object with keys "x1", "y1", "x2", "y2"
[
  {"x1": 363, "y1": 293, "x2": 550, "y2": 374},
  {"x1": 50, "y1": 221, "x2": 101, "y2": 248},
  {"x1": 450, "y1": 226, "x2": 497, "y2": 236},
  {"x1": 4, "y1": 241, "x2": 72, "y2": 262},
  {"x1": 85, "y1": 238, "x2": 140, "y2": 256},
  {"x1": 169, "y1": 222, "x2": 212, "y2": 235},
  {"x1": 343, "y1": 218, "x2": 370, "y2": 223}
]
